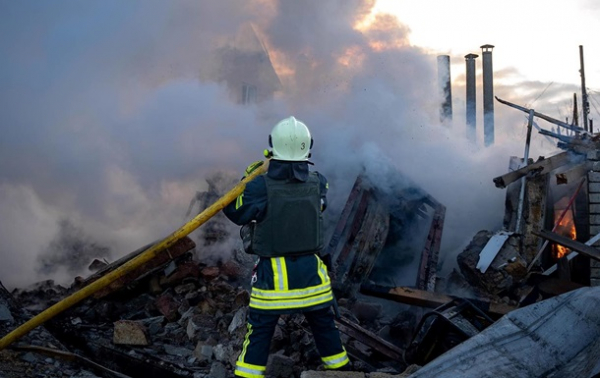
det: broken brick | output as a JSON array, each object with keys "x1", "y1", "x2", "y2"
[
  {"x1": 201, "y1": 266, "x2": 220, "y2": 281},
  {"x1": 155, "y1": 293, "x2": 180, "y2": 322},
  {"x1": 113, "y1": 320, "x2": 149, "y2": 346},
  {"x1": 164, "y1": 261, "x2": 201, "y2": 286}
]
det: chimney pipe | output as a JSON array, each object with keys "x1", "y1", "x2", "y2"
[
  {"x1": 465, "y1": 53, "x2": 478, "y2": 142},
  {"x1": 481, "y1": 44, "x2": 495, "y2": 146},
  {"x1": 437, "y1": 55, "x2": 453, "y2": 124}
]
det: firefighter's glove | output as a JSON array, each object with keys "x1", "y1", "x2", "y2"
[{"x1": 244, "y1": 161, "x2": 264, "y2": 178}]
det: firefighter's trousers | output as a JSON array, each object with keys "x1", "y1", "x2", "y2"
[{"x1": 234, "y1": 307, "x2": 349, "y2": 377}]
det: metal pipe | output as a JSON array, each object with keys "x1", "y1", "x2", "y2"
[
  {"x1": 515, "y1": 109, "x2": 535, "y2": 234},
  {"x1": 496, "y1": 96, "x2": 588, "y2": 134},
  {"x1": 465, "y1": 53, "x2": 478, "y2": 142},
  {"x1": 0, "y1": 161, "x2": 269, "y2": 351},
  {"x1": 481, "y1": 44, "x2": 495, "y2": 146},
  {"x1": 580, "y1": 45, "x2": 589, "y2": 132}
]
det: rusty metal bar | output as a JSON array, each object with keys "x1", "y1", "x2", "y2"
[
  {"x1": 515, "y1": 109, "x2": 536, "y2": 234},
  {"x1": 496, "y1": 96, "x2": 587, "y2": 134}
]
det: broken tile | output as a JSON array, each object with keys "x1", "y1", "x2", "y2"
[
  {"x1": 208, "y1": 361, "x2": 227, "y2": 378},
  {"x1": 193, "y1": 342, "x2": 213, "y2": 362},
  {"x1": 0, "y1": 303, "x2": 13, "y2": 322},
  {"x1": 213, "y1": 343, "x2": 234, "y2": 363},
  {"x1": 267, "y1": 353, "x2": 295, "y2": 378},
  {"x1": 227, "y1": 307, "x2": 247, "y2": 334},
  {"x1": 164, "y1": 344, "x2": 193, "y2": 357}
]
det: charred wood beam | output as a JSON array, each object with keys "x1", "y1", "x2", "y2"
[
  {"x1": 493, "y1": 151, "x2": 580, "y2": 188},
  {"x1": 554, "y1": 162, "x2": 590, "y2": 185},
  {"x1": 335, "y1": 190, "x2": 370, "y2": 264},
  {"x1": 335, "y1": 316, "x2": 404, "y2": 362},
  {"x1": 417, "y1": 205, "x2": 445, "y2": 291},
  {"x1": 340, "y1": 201, "x2": 389, "y2": 297},
  {"x1": 324, "y1": 176, "x2": 363, "y2": 258},
  {"x1": 533, "y1": 229, "x2": 600, "y2": 261},
  {"x1": 76, "y1": 237, "x2": 196, "y2": 299},
  {"x1": 495, "y1": 96, "x2": 587, "y2": 135},
  {"x1": 360, "y1": 284, "x2": 515, "y2": 317}
]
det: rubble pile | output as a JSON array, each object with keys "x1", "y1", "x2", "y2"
[
  {"x1": 0, "y1": 281, "x2": 99, "y2": 378},
  {"x1": 456, "y1": 231, "x2": 528, "y2": 305},
  {"x1": 2, "y1": 242, "x2": 416, "y2": 377}
]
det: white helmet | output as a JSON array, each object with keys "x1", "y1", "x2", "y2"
[{"x1": 269, "y1": 116, "x2": 313, "y2": 161}]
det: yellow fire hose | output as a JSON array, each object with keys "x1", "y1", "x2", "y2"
[{"x1": 0, "y1": 161, "x2": 268, "y2": 351}]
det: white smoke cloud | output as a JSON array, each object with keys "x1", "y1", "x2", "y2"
[{"x1": 0, "y1": 0, "x2": 570, "y2": 289}]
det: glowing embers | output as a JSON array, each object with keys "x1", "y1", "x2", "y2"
[{"x1": 551, "y1": 196, "x2": 578, "y2": 260}]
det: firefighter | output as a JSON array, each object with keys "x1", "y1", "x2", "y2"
[{"x1": 223, "y1": 116, "x2": 350, "y2": 377}]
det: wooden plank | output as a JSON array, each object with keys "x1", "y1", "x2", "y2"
[
  {"x1": 533, "y1": 229, "x2": 600, "y2": 261},
  {"x1": 493, "y1": 151, "x2": 575, "y2": 188},
  {"x1": 360, "y1": 284, "x2": 515, "y2": 316},
  {"x1": 335, "y1": 316, "x2": 404, "y2": 361}
]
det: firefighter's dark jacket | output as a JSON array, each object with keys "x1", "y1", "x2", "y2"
[{"x1": 224, "y1": 160, "x2": 332, "y2": 314}]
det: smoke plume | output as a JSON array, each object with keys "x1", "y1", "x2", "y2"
[{"x1": 0, "y1": 1, "x2": 564, "y2": 289}]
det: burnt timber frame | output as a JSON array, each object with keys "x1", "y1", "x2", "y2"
[
  {"x1": 327, "y1": 173, "x2": 446, "y2": 297},
  {"x1": 493, "y1": 152, "x2": 582, "y2": 189},
  {"x1": 534, "y1": 229, "x2": 600, "y2": 261}
]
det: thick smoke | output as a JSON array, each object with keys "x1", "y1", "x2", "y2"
[
  {"x1": 0, "y1": 1, "x2": 567, "y2": 289},
  {"x1": 37, "y1": 219, "x2": 111, "y2": 277}
]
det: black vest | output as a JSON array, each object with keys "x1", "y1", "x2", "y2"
[{"x1": 252, "y1": 173, "x2": 323, "y2": 257}]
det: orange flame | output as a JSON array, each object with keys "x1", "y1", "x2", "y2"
[{"x1": 552, "y1": 197, "x2": 577, "y2": 260}]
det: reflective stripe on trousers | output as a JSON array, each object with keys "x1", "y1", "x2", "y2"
[
  {"x1": 322, "y1": 349, "x2": 350, "y2": 369},
  {"x1": 235, "y1": 307, "x2": 349, "y2": 376}
]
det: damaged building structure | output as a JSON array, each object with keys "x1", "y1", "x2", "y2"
[{"x1": 3, "y1": 34, "x2": 600, "y2": 377}]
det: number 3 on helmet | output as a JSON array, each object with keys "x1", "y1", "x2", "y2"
[{"x1": 268, "y1": 116, "x2": 314, "y2": 161}]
